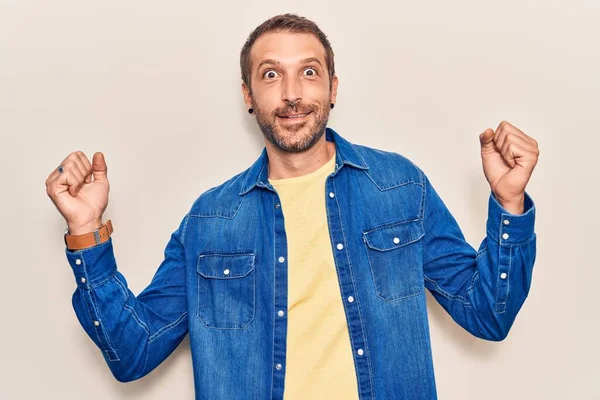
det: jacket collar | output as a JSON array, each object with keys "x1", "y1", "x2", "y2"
[{"x1": 239, "y1": 127, "x2": 368, "y2": 196}]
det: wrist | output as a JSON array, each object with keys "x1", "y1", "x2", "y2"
[
  {"x1": 65, "y1": 219, "x2": 113, "y2": 251},
  {"x1": 67, "y1": 218, "x2": 103, "y2": 236},
  {"x1": 496, "y1": 193, "x2": 525, "y2": 215}
]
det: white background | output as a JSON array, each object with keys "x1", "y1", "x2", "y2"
[{"x1": 1, "y1": 0, "x2": 598, "y2": 398}]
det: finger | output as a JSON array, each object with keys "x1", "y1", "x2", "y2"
[
  {"x1": 46, "y1": 152, "x2": 85, "y2": 186},
  {"x1": 91, "y1": 152, "x2": 108, "y2": 182},
  {"x1": 501, "y1": 141, "x2": 533, "y2": 169},
  {"x1": 51, "y1": 169, "x2": 81, "y2": 197},
  {"x1": 495, "y1": 121, "x2": 538, "y2": 151},
  {"x1": 479, "y1": 128, "x2": 495, "y2": 150},
  {"x1": 46, "y1": 166, "x2": 62, "y2": 186},
  {"x1": 494, "y1": 121, "x2": 511, "y2": 152},
  {"x1": 67, "y1": 155, "x2": 87, "y2": 186},
  {"x1": 500, "y1": 130, "x2": 538, "y2": 156},
  {"x1": 63, "y1": 160, "x2": 86, "y2": 195},
  {"x1": 75, "y1": 151, "x2": 93, "y2": 183},
  {"x1": 510, "y1": 125, "x2": 537, "y2": 146}
]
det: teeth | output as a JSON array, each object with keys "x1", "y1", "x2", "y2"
[{"x1": 285, "y1": 113, "x2": 307, "y2": 118}]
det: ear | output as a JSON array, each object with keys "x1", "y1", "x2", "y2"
[
  {"x1": 330, "y1": 75, "x2": 339, "y2": 105},
  {"x1": 242, "y1": 82, "x2": 253, "y2": 109}
]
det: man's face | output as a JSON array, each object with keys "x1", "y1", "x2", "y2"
[{"x1": 243, "y1": 31, "x2": 338, "y2": 153}]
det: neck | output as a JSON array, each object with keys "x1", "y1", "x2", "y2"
[{"x1": 266, "y1": 135, "x2": 335, "y2": 180}]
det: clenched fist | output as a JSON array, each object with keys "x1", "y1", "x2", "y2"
[
  {"x1": 479, "y1": 121, "x2": 540, "y2": 214},
  {"x1": 45, "y1": 151, "x2": 110, "y2": 235}
]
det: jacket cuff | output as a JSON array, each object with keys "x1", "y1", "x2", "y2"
[
  {"x1": 486, "y1": 191, "x2": 536, "y2": 245},
  {"x1": 65, "y1": 237, "x2": 117, "y2": 288}
]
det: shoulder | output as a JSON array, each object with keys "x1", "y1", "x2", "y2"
[
  {"x1": 352, "y1": 142, "x2": 425, "y2": 190},
  {"x1": 187, "y1": 167, "x2": 250, "y2": 218}
]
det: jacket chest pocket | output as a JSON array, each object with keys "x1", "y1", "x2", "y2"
[
  {"x1": 196, "y1": 252, "x2": 256, "y2": 329},
  {"x1": 363, "y1": 219, "x2": 425, "y2": 302}
]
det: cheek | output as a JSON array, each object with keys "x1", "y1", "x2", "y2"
[
  {"x1": 304, "y1": 82, "x2": 331, "y2": 104},
  {"x1": 253, "y1": 86, "x2": 281, "y2": 109}
]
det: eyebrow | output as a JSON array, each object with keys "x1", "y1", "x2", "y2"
[{"x1": 257, "y1": 57, "x2": 324, "y2": 70}]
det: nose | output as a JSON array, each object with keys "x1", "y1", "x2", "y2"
[{"x1": 282, "y1": 76, "x2": 302, "y2": 106}]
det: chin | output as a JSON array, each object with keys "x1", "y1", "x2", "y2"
[{"x1": 273, "y1": 125, "x2": 323, "y2": 153}]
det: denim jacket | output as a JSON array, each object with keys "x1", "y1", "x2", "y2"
[{"x1": 65, "y1": 127, "x2": 537, "y2": 399}]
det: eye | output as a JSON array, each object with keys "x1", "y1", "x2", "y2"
[
  {"x1": 263, "y1": 70, "x2": 279, "y2": 79},
  {"x1": 303, "y1": 67, "x2": 317, "y2": 77}
]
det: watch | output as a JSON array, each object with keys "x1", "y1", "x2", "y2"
[{"x1": 64, "y1": 220, "x2": 113, "y2": 250}]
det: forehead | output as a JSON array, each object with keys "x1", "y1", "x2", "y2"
[{"x1": 249, "y1": 31, "x2": 327, "y2": 69}]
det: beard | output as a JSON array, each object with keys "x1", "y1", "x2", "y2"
[{"x1": 252, "y1": 97, "x2": 331, "y2": 153}]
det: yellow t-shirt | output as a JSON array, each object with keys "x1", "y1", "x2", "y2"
[{"x1": 269, "y1": 151, "x2": 359, "y2": 400}]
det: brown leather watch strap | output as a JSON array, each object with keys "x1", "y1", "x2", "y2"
[{"x1": 64, "y1": 220, "x2": 113, "y2": 250}]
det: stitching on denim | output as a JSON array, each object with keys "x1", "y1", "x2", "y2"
[
  {"x1": 476, "y1": 245, "x2": 488, "y2": 259},
  {"x1": 149, "y1": 312, "x2": 188, "y2": 342},
  {"x1": 196, "y1": 257, "x2": 256, "y2": 330},
  {"x1": 494, "y1": 245, "x2": 511, "y2": 315},
  {"x1": 423, "y1": 273, "x2": 471, "y2": 306},
  {"x1": 270, "y1": 192, "x2": 276, "y2": 400},
  {"x1": 112, "y1": 275, "x2": 129, "y2": 301},
  {"x1": 189, "y1": 193, "x2": 247, "y2": 219},
  {"x1": 88, "y1": 288, "x2": 120, "y2": 361},
  {"x1": 363, "y1": 236, "x2": 423, "y2": 302},
  {"x1": 364, "y1": 169, "x2": 422, "y2": 192},
  {"x1": 197, "y1": 252, "x2": 255, "y2": 278},
  {"x1": 467, "y1": 269, "x2": 480, "y2": 293},
  {"x1": 362, "y1": 217, "x2": 422, "y2": 235},
  {"x1": 332, "y1": 177, "x2": 376, "y2": 399},
  {"x1": 325, "y1": 179, "x2": 366, "y2": 396},
  {"x1": 181, "y1": 213, "x2": 190, "y2": 244},
  {"x1": 349, "y1": 143, "x2": 370, "y2": 170},
  {"x1": 502, "y1": 246, "x2": 514, "y2": 315},
  {"x1": 123, "y1": 303, "x2": 151, "y2": 335},
  {"x1": 90, "y1": 273, "x2": 115, "y2": 289},
  {"x1": 79, "y1": 254, "x2": 120, "y2": 361},
  {"x1": 418, "y1": 168, "x2": 426, "y2": 221}
]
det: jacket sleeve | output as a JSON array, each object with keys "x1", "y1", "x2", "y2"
[
  {"x1": 65, "y1": 213, "x2": 190, "y2": 382},
  {"x1": 420, "y1": 170, "x2": 537, "y2": 341}
]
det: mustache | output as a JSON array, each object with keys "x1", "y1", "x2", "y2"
[{"x1": 273, "y1": 102, "x2": 320, "y2": 116}]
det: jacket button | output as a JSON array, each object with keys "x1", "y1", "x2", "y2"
[
  {"x1": 275, "y1": 203, "x2": 280, "y2": 209},
  {"x1": 393, "y1": 237, "x2": 400, "y2": 244},
  {"x1": 502, "y1": 233, "x2": 509, "y2": 240},
  {"x1": 275, "y1": 363, "x2": 282, "y2": 370},
  {"x1": 337, "y1": 243, "x2": 344, "y2": 250},
  {"x1": 357, "y1": 348, "x2": 364, "y2": 356}
]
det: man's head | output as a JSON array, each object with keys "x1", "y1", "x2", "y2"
[{"x1": 240, "y1": 14, "x2": 338, "y2": 153}]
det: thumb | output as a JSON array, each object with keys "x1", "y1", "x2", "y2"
[
  {"x1": 92, "y1": 152, "x2": 108, "y2": 182},
  {"x1": 479, "y1": 128, "x2": 495, "y2": 150}
]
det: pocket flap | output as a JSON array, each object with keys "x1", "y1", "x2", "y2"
[
  {"x1": 363, "y1": 219, "x2": 424, "y2": 251},
  {"x1": 197, "y1": 252, "x2": 255, "y2": 278}
]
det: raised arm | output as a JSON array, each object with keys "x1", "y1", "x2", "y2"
[{"x1": 46, "y1": 151, "x2": 189, "y2": 381}]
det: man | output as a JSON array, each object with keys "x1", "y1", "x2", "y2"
[{"x1": 45, "y1": 13, "x2": 539, "y2": 400}]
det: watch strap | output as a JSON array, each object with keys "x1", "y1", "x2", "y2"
[{"x1": 65, "y1": 219, "x2": 113, "y2": 250}]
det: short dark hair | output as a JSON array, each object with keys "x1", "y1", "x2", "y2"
[{"x1": 240, "y1": 13, "x2": 335, "y2": 91}]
